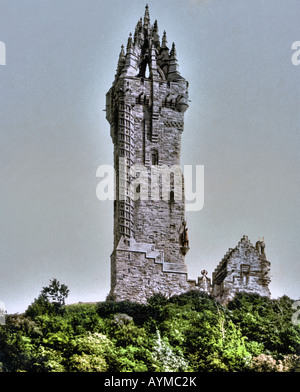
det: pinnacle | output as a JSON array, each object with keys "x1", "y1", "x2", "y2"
[
  {"x1": 170, "y1": 42, "x2": 177, "y2": 57},
  {"x1": 144, "y1": 4, "x2": 150, "y2": 24},
  {"x1": 127, "y1": 32, "x2": 133, "y2": 51},
  {"x1": 162, "y1": 30, "x2": 168, "y2": 48}
]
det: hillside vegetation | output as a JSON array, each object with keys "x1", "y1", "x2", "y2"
[{"x1": 0, "y1": 282, "x2": 299, "y2": 372}]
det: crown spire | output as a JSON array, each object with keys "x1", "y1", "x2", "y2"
[{"x1": 112, "y1": 5, "x2": 187, "y2": 81}]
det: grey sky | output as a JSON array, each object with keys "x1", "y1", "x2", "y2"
[{"x1": 0, "y1": 0, "x2": 299, "y2": 313}]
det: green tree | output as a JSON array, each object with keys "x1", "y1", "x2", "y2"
[
  {"x1": 227, "y1": 293, "x2": 300, "y2": 356},
  {"x1": 105, "y1": 314, "x2": 153, "y2": 371},
  {"x1": 40, "y1": 279, "x2": 69, "y2": 310},
  {"x1": 25, "y1": 279, "x2": 69, "y2": 318}
]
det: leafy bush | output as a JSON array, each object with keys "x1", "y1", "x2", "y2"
[
  {"x1": 227, "y1": 293, "x2": 300, "y2": 356},
  {"x1": 68, "y1": 332, "x2": 112, "y2": 372},
  {"x1": 151, "y1": 330, "x2": 189, "y2": 371},
  {"x1": 1, "y1": 289, "x2": 299, "y2": 372}
]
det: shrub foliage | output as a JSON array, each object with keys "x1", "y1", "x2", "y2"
[{"x1": 0, "y1": 285, "x2": 299, "y2": 372}]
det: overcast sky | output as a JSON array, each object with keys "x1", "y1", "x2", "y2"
[{"x1": 0, "y1": 0, "x2": 299, "y2": 314}]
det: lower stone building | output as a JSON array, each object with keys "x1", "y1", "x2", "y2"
[
  {"x1": 108, "y1": 234, "x2": 271, "y2": 305},
  {"x1": 212, "y1": 235, "x2": 271, "y2": 304}
]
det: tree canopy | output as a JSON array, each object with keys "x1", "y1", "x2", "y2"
[{"x1": 0, "y1": 286, "x2": 299, "y2": 372}]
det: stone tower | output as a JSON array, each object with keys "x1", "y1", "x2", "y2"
[
  {"x1": 104, "y1": 5, "x2": 271, "y2": 304},
  {"x1": 105, "y1": 5, "x2": 200, "y2": 302}
]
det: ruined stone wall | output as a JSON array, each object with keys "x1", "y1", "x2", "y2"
[{"x1": 212, "y1": 236, "x2": 271, "y2": 304}]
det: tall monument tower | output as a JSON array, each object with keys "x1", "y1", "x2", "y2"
[
  {"x1": 105, "y1": 5, "x2": 200, "y2": 302},
  {"x1": 104, "y1": 5, "x2": 271, "y2": 304}
]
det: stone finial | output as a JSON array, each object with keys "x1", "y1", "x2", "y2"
[
  {"x1": 170, "y1": 42, "x2": 177, "y2": 58},
  {"x1": 118, "y1": 45, "x2": 125, "y2": 64},
  {"x1": 162, "y1": 30, "x2": 168, "y2": 48},
  {"x1": 153, "y1": 19, "x2": 160, "y2": 46},
  {"x1": 168, "y1": 42, "x2": 182, "y2": 81},
  {"x1": 134, "y1": 18, "x2": 144, "y2": 46},
  {"x1": 144, "y1": 4, "x2": 150, "y2": 26},
  {"x1": 116, "y1": 44, "x2": 126, "y2": 74},
  {"x1": 127, "y1": 33, "x2": 133, "y2": 51}
]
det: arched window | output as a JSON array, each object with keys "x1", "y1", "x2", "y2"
[
  {"x1": 170, "y1": 191, "x2": 175, "y2": 203},
  {"x1": 145, "y1": 63, "x2": 150, "y2": 78},
  {"x1": 151, "y1": 150, "x2": 158, "y2": 165}
]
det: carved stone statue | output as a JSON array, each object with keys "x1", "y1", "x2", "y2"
[
  {"x1": 256, "y1": 238, "x2": 266, "y2": 259},
  {"x1": 182, "y1": 227, "x2": 189, "y2": 247},
  {"x1": 198, "y1": 270, "x2": 211, "y2": 293},
  {"x1": 261, "y1": 241, "x2": 266, "y2": 258}
]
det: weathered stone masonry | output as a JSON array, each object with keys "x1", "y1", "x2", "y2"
[
  {"x1": 212, "y1": 235, "x2": 271, "y2": 304},
  {"x1": 104, "y1": 6, "x2": 271, "y2": 304}
]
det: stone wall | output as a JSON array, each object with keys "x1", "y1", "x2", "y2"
[
  {"x1": 108, "y1": 237, "x2": 205, "y2": 303},
  {"x1": 106, "y1": 75, "x2": 189, "y2": 264},
  {"x1": 212, "y1": 235, "x2": 271, "y2": 304}
]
